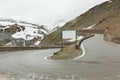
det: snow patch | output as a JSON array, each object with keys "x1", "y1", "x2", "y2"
[
  {"x1": 12, "y1": 27, "x2": 44, "y2": 40},
  {"x1": 108, "y1": 0, "x2": 112, "y2": 3},
  {"x1": 0, "y1": 22, "x2": 14, "y2": 26},
  {"x1": 67, "y1": 36, "x2": 83, "y2": 42},
  {"x1": 34, "y1": 41, "x2": 41, "y2": 46},
  {"x1": 51, "y1": 20, "x2": 66, "y2": 32},
  {"x1": 83, "y1": 24, "x2": 96, "y2": 29},
  {"x1": 53, "y1": 20, "x2": 66, "y2": 28},
  {"x1": 2, "y1": 25, "x2": 10, "y2": 30},
  {"x1": 5, "y1": 42, "x2": 12, "y2": 46}
]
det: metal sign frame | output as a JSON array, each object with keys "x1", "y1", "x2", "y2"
[{"x1": 61, "y1": 30, "x2": 77, "y2": 50}]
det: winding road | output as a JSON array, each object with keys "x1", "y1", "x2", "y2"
[{"x1": 0, "y1": 34, "x2": 120, "y2": 80}]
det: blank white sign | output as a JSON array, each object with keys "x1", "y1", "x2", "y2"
[{"x1": 62, "y1": 30, "x2": 76, "y2": 39}]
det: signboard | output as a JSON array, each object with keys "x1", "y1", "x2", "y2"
[{"x1": 62, "y1": 30, "x2": 76, "y2": 39}]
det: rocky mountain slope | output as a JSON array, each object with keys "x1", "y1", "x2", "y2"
[
  {"x1": 93, "y1": 0, "x2": 120, "y2": 44},
  {"x1": 0, "y1": 19, "x2": 48, "y2": 47},
  {"x1": 41, "y1": 0, "x2": 120, "y2": 45}
]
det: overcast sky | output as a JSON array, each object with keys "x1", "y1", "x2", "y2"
[{"x1": 0, "y1": 0, "x2": 108, "y2": 29}]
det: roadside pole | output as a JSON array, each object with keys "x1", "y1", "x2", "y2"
[
  {"x1": 61, "y1": 29, "x2": 63, "y2": 51},
  {"x1": 76, "y1": 30, "x2": 77, "y2": 49}
]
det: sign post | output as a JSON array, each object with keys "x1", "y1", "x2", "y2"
[{"x1": 62, "y1": 30, "x2": 77, "y2": 50}]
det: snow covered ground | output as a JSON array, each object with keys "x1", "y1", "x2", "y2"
[
  {"x1": 0, "y1": 20, "x2": 48, "y2": 41},
  {"x1": 12, "y1": 27, "x2": 44, "y2": 40},
  {"x1": 83, "y1": 24, "x2": 96, "y2": 30},
  {"x1": 0, "y1": 20, "x2": 48, "y2": 46},
  {"x1": 67, "y1": 36, "x2": 83, "y2": 42},
  {"x1": 51, "y1": 20, "x2": 66, "y2": 32}
]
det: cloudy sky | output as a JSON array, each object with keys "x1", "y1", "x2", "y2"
[{"x1": 0, "y1": 0, "x2": 108, "y2": 29}]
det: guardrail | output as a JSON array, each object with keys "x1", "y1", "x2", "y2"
[
  {"x1": 78, "y1": 29, "x2": 105, "y2": 34},
  {"x1": 0, "y1": 46, "x2": 62, "y2": 51}
]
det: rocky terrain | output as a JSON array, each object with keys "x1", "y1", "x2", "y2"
[
  {"x1": 94, "y1": 0, "x2": 120, "y2": 44},
  {"x1": 0, "y1": 19, "x2": 48, "y2": 47}
]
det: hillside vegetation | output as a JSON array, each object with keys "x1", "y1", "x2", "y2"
[{"x1": 41, "y1": 0, "x2": 120, "y2": 45}]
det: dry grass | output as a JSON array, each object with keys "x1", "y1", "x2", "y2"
[{"x1": 51, "y1": 43, "x2": 80, "y2": 60}]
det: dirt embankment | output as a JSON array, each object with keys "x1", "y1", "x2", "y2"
[
  {"x1": 50, "y1": 35, "x2": 94, "y2": 60},
  {"x1": 93, "y1": 0, "x2": 120, "y2": 44},
  {"x1": 50, "y1": 43, "x2": 80, "y2": 60},
  {"x1": 95, "y1": 14, "x2": 120, "y2": 44}
]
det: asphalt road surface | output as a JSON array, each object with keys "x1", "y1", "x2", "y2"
[{"x1": 0, "y1": 34, "x2": 120, "y2": 80}]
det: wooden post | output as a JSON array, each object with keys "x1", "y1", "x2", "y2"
[
  {"x1": 61, "y1": 29, "x2": 63, "y2": 51},
  {"x1": 76, "y1": 30, "x2": 77, "y2": 49}
]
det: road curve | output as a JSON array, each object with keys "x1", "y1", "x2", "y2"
[{"x1": 0, "y1": 34, "x2": 120, "y2": 80}]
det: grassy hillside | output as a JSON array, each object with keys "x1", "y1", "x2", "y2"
[
  {"x1": 41, "y1": 31, "x2": 61, "y2": 45},
  {"x1": 94, "y1": 0, "x2": 120, "y2": 44},
  {"x1": 41, "y1": 0, "x2": 120, "y2": 45}
]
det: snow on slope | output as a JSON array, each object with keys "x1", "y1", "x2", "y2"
[
  {"x1": 51, "y1": 20, "x2": 66, "y2": 32},
  {"x1": 0, "y1": 19, "x2": 49, "y2": 46},
  {"x1": 53, "y1": 20, "x2": 66, "y2": 28},
  {"x1": 12, "y1": 27, "x2": 44, "y2": 40},
  {"x1": 83, "y1": 24, "x2": 96, "y2": 29},
  {"x1": 0, "y1": 19, "x2": 48, "y2": 40}
]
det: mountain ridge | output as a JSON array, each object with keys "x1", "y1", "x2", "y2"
[
  {"x1": 0, "y1": 19, "x2": 48, "y2": 47},
  {"x1": 41, "y1": 0, "x2": 120, "y2": 45}
]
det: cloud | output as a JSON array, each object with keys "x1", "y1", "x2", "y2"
[{"x1": 0, "y1": 0, "x2": 108, "y2": 29}]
